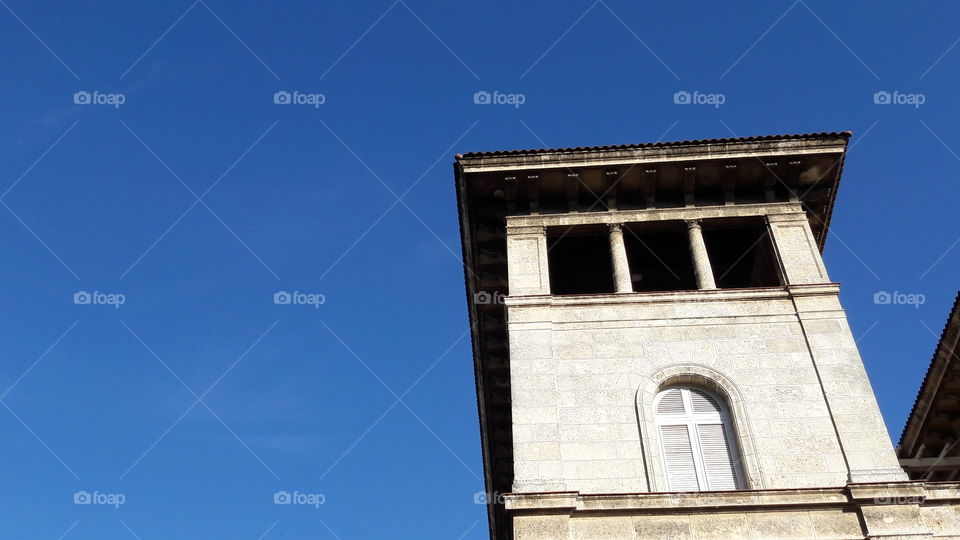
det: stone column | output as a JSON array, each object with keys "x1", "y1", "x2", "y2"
[
  {"x1": 686, "y1": 219, "x2": 716, "y2": 289},
  {"x1": 608, "y1": 223, "x2": 633, "y2": 293}
]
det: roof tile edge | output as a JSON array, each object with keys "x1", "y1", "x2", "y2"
[{"x1": 455, "y1": 131, "x2": 852, "y2": 160}]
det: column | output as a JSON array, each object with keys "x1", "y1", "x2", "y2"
[
  {"x1": 686, "y1": 219, "x2": 716, "y2": 289},
  {"x1": 608, "y1": 223, "x2": 633, "y2": 293}
]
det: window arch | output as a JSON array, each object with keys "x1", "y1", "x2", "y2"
[{"x1": 653, "y1": 386, "x2": 745, "y2": 491}]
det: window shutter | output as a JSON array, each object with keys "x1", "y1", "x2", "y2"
[
  {"x1": 660, "y1": 424, "x2": 699, "y2": 491},
  {"x1": 655, "y1": 386, "x2": 746, "y2": 492},
  {"x1": 656, "y1": 388, "x2": 686, "y2": 415},
  {"x1": 696, "y1": 423, "x2": 740, "y2": 490},
  {"x1": 689, "y1": 388, "x2": 721, "y2": 414}
]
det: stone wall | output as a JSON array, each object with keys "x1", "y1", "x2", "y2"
[
  {"x1": 508, "y1": 286, "x2": 907, "y2": 494},
  {"x1": 505, "y1": 203, "x2": 905, "y2": 494}
]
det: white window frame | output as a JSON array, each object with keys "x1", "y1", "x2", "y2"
[{"x1": 653, "y1": 386, "x2": 746, "y2": 491}]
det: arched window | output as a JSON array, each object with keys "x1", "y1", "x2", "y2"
[{"x1": 654, "y1": 386, "x2": 745, "y2": 491}]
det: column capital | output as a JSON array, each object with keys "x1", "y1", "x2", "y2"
[
  {"x1": 607, "y1": 222, "x2": 624, "y2": 233},
  {"x1": 685, "y1": 218, "x2": 703, "y2": 229}
]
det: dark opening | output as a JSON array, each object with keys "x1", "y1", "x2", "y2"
[
  {"x1": 545, "y1": 218, "x2": 783, "y2": 296},
  {"x1": 547, "y1": 227, "x2": 615, "y2": 295},
  {"x1": 703, "y1": 219, "x2": 782, "y2": 289},
  {"x1": 623, "y1": 222, "x2": 697, "y2": 292}
]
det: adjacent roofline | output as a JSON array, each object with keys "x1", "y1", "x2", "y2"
[{"x1": 900, "y1": 291, "x2": 960, "y2": 453}]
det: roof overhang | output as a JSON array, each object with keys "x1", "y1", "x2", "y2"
[{"x1": 457, "y1": 132, "x2": 850, "y2": 251}]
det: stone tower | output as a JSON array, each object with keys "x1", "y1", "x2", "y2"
[{"x1": 455, "y1": 133, "x2": 958, "y2": 539}]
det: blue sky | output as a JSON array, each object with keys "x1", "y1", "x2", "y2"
[{"x1": 0, "y1": 1, "x2": 958, "y2": 538}]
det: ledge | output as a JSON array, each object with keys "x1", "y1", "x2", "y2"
[
  {"x1": 505, "y1": 202, "x2": 806, "y2": 230},
  {"x1": 919, "y1": 482, "x2": 960, "y2": 501},
  {"x1": 848, "y1": 482, "x2": 928, "y2": 503},
  {"x1": 504, "y1": 487, "x2": 850, "y2": 513},
  {"x1": 505, "y1": 482, "x2": 958, "y2": 514},
  {"x1": 504, "y1": 283, "x2": 840, "y2": 308}
]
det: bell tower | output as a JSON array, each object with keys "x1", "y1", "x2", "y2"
[{"x1": 455, "y1": 133, "x2": 934, "y2": 539}]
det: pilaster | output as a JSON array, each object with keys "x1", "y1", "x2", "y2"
[
  {"x1": 506, "y1": 225, "x2": 551, "y2": 296},
  {"x1": 768, "y1": 213, "x2": 830, "y2": 285}
]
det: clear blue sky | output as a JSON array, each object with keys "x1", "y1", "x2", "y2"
[{"x1": 0, "y1": 1, "x2": 957, "y2": 538}]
